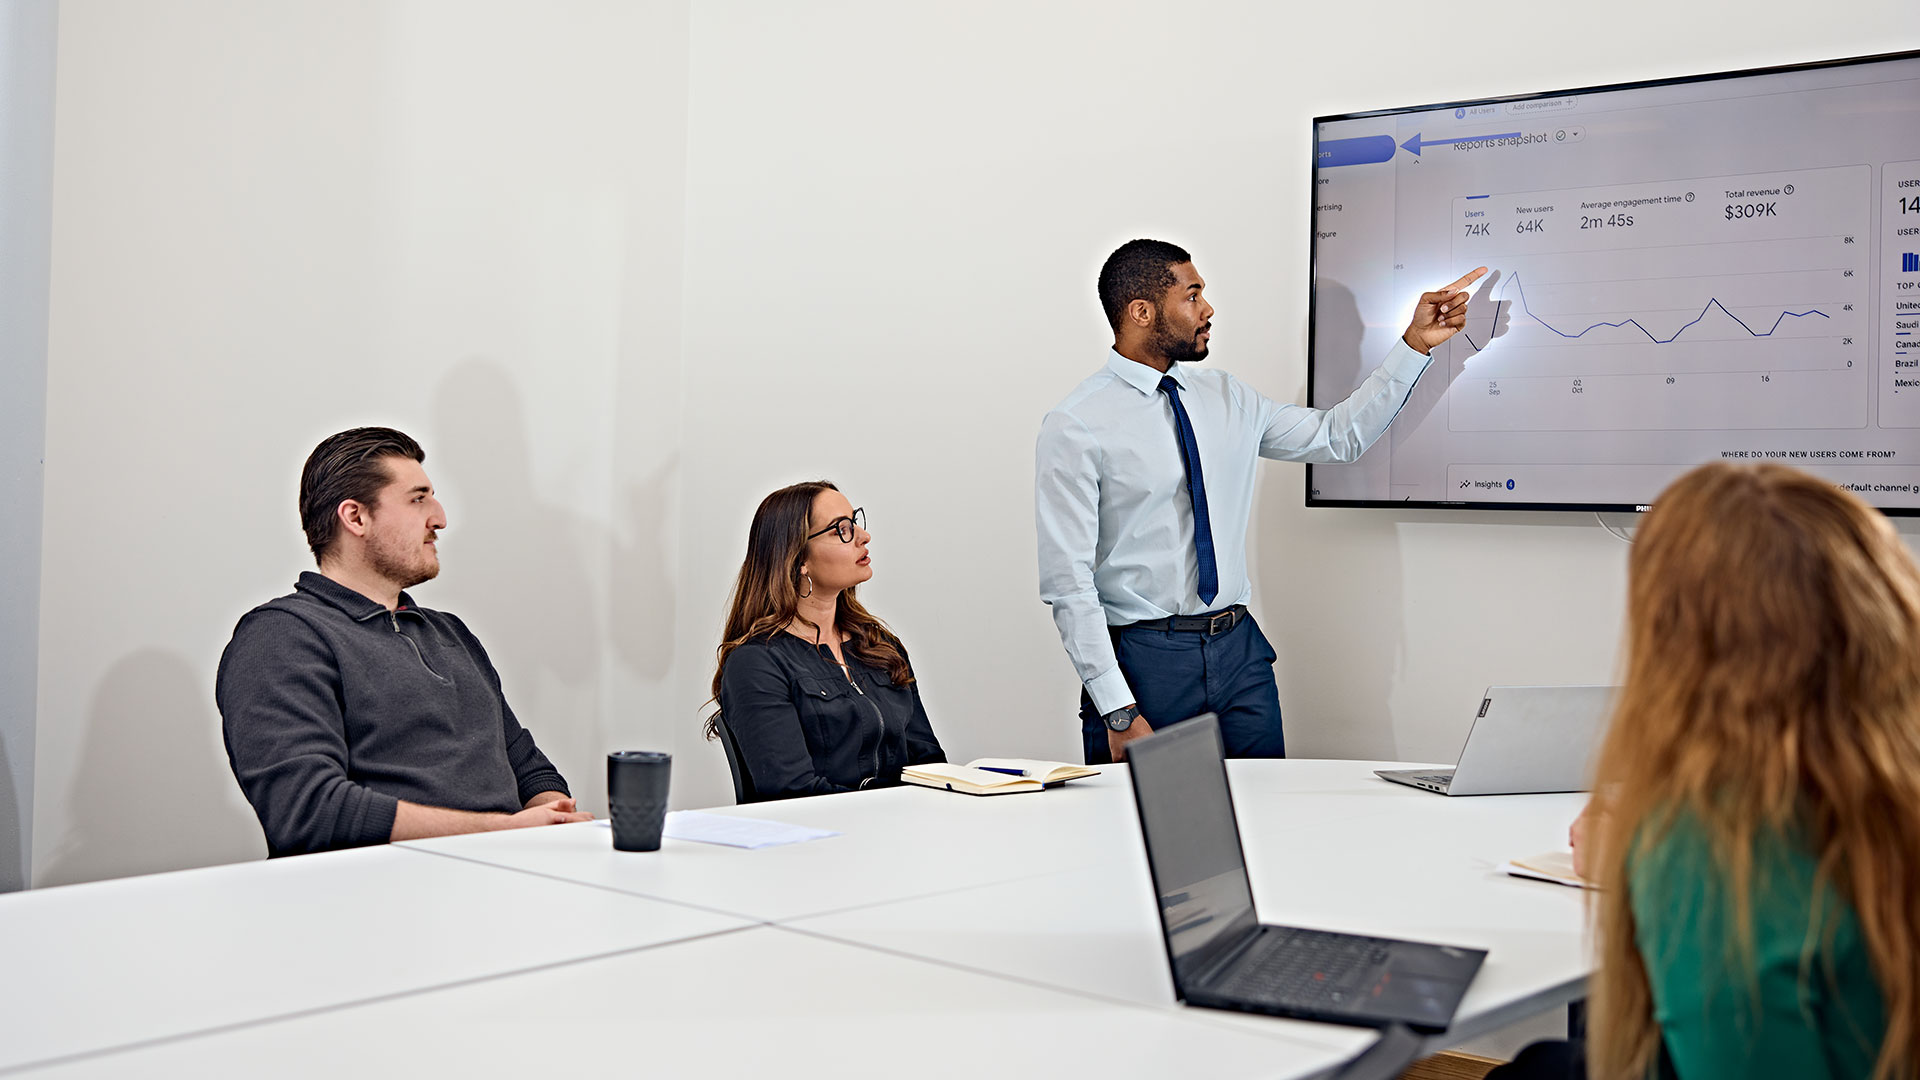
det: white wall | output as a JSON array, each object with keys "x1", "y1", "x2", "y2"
[
  {"x1": 672, "y1": 0, "x2": 1914, "y2": 796},
  {"x1": 33, "y1": 0, "x2": 689, "y2": 886},
  {"x1": 30, "y1": 0, "x2": 1917, "y2": 886},
  {"x1": 0, "y1": 0, "x2": 58, "y2": 894}
]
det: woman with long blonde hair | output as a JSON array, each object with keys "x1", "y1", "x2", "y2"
[
  {"x1": 1582, "y1": 463, "x2": 1920, "y2": 1079},
  {"x1": 708, "y1": 481, "x2": 945, "y2": 802}
]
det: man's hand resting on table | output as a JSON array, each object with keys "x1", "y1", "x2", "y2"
[
  {"x1": 506, "y1": 794, "x2": 594, "y2": 829},
  {"x1": 391, "y1": 793, "x2": 593, "y2": 842}
]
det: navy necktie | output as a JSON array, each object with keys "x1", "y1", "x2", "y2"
[{"x1": 1158, "y1": 375, "x2": 1218, "y2": 606}]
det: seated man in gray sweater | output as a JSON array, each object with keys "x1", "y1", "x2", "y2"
[{"x1": 218, "y1": 426, "x2": 591, "y2": 857}]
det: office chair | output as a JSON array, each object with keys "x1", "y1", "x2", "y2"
[{"x1": 711, "y1": 712, "x2": 758, "y2": 804}]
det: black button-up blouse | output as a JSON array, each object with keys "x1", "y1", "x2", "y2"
[{"x1": 717, "y1": 631, "x2": 946, "y2": 801}]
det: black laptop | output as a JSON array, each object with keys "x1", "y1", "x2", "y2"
[{"x1": 1127, "y1": 715, "x2": 1487, "y2": 1032}]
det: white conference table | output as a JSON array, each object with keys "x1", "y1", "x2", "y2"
[
  {"x1": 0, "y1": 843, "x2": 752, "y2": 1074},
  {"x1": 790, "y1": 762, "x2": 1591, "y2": 1054},
  {"x1": 19, "y1": 926, "x2": 1347, "y2": 1079},
  {"x1": 0, "y1": 760, "x2": 1591, "y2": 1079},
  {"x1": 396, "y1": 763, "x2": 1130, "y2": 921}
]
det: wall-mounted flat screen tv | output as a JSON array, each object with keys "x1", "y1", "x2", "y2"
[{"x1": 1307, "y1": 50, "x2": 1920, "y2": 513}]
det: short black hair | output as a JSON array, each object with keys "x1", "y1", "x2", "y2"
[
  {"x1": 1097, "y1": 239, "x2": 1192, "y2": 331},
  {"x1": 298, "y1": 427, "x2": 426, "y2": 563}
]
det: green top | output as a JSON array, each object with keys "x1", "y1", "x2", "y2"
[{"x1": 1630, "y1": 813, "x2": 1887, "y2": 1079}]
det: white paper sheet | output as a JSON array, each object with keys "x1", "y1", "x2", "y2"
[{"x1": 597, "y1": 811, "x2": 841, "y2": 850}]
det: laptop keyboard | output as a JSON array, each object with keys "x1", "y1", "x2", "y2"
[{"x1": 1211, "y1": 927, "x2": 1391, "y2": 1007}]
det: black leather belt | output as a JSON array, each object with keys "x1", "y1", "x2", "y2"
[{"x1": 1122, "y1": 605, "x2": 1249, "y2": 635}]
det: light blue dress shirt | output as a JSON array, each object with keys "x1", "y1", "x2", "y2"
[{"x1": 1035, "y1": 340, "x2": 1432, "y2": 716}]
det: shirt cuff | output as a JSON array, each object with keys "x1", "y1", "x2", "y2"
[
  {"x1": 1085, "y1": 667, "x2": 1136, "y2": 718},
  {"x1": 518, "y1": 778, "x2": 571, "y2": 806},
  {"x1": 1380, "y1": 336, "x2": 1434, "y2": 384},
  {"x1": 353, "y1": 790, "x2": 400, "y2": 848}
]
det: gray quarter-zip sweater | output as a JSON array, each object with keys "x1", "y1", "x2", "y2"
[{"x1": 218, "y1": 571, "x2": 570, "y2": 857}]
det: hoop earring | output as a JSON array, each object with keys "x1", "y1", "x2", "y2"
[{"x1": 799, "y1": 573, "x2": 813, "y2": 599}]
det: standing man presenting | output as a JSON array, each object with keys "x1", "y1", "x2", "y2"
[{"x1": 1036, "y1": 240, "x2": 1483, "y2": 763}]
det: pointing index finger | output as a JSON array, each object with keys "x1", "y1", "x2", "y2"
[{"x1": 1441, "y1": 266, "x2": 1489, "y2": 295}]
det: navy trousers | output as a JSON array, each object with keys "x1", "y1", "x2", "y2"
[{"x1": 1079, "y1": 612, "x2": 1286, "y2": 764}]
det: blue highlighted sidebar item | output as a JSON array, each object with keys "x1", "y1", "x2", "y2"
[{"x1": 1317, "y1": 135, "x2": 1397, "y2": 168}]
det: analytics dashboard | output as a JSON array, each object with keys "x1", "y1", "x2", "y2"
[{"x1": 1307, "y1": 51, "x2": 1920, "y2": 512}]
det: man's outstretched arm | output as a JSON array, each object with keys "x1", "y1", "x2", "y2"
[
  {"x1": 1258, "y1": 267, "x2": 1488, "y2": 462},
  {"x1": 389, "y1": 794, "x2": 591, "y2": 842}
]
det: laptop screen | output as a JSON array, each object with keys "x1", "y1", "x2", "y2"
[{"x1": 1127, "y1": 715, "x2": 1260, "y2": 990}]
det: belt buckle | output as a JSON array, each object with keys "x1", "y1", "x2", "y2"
[{"x1": 1207, "y1": 610, "x2": 1234, "y2": 635}]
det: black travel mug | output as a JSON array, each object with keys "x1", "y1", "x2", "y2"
[{"x1": 607, "y1": 750, "x2": 672, "y2": 852}]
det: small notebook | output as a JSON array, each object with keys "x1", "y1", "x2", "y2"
[
  {"x1": 1501, "y1": 850, "x2": 1593, "y2": 889},
  {"x1": 901, "y1": 758, "x2": 1099, "y2": 796}
]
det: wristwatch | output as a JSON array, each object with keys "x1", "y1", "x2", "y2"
[{"x1": 1103, "y1": 703, "x2": 1141, "y2": 732}]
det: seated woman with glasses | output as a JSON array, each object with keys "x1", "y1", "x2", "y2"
[{"x1": 708, "y1": 481, "x2": 945, "y2": 802}]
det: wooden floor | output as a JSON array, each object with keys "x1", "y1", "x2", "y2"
[{"x1": 1399, "y1": 1050, "x2": 1503, "y2": 1080}]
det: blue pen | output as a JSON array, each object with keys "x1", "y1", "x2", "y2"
[{"x1": 975, "y1": 766, "x2": 1028, "y2": 776}]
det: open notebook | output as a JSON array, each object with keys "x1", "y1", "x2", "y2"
[
  {"x1": 901, "y1": 758, "x2": 1097, "y2": 796},
  {"x1": 1501, "y1": 850, "x2": 1593, "y2": 889}
]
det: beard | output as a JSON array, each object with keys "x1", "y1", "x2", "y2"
[
  {"x1": 368, "y1": 529, "x2": 440, "y2": 591},
  {"x1": 1152, "y1": 312, "x2": 1210, "y2": 364}
]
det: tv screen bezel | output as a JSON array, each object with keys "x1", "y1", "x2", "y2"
[{"x1": 1304, "y1": 47, "x2": 1920, "y2": 516}]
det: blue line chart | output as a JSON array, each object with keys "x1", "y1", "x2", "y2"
[{"x1": 1458, "y1": 271, "x2": 1831, "y2": 354}]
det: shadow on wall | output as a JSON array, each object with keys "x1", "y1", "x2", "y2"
[
  {"x1": 1312, "y1": 280, "x2": 1371, "y2": 400},
  {"x1": 38, "y1": 650, "x2": 265, "y2": 887},
  {"x1": 1256, "y1": 497, "x2": 1405, "y2": 762},
  {"x1": 0, "y1": 732, "x2": 22, "y2": 892},
  {"x1": 1311, "y1": 282, "x2": 1392, "y2": 498},
  {"x1": 1254, "y1": 281, "x2": 1406, "y2": 760},
  {"x1": 610, "y1": 454, "x2": 678, "y2": 682},
  {"x1": 433, "y1": 359, "x2": 611, "y2": 808}
]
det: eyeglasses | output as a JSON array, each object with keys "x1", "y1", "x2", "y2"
[{"x1": 806, "y1": 507, "x2": 866, "y2": 544}]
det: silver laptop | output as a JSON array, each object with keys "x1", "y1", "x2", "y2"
[{"x1": 1375, "y1": 685, "x2": 1615, "y2": 796}]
